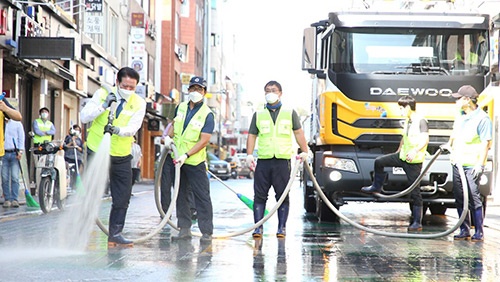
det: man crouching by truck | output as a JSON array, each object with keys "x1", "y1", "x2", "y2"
[{"x1": 361, "y1": 96, "x2": 429, "y2": 232}]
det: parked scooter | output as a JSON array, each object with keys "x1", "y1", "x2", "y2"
[{"x1": 31, "y1": 139, "x2": 68, "y2": 214}]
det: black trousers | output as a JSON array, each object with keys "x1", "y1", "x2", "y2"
[
  {"x1": 160, "y1": 153, "x2": 195, "y2": 213},
  {"x1": 109, "y1": 155, "x2": 133, "y2": 232},
  {"x1": 374, "y1": 152, "x2": 423, "y2": 206},
  {"x1": 452, "y1": 165, "x2": 483, "y2": 210},
  {"x1": 176, "y1": 162, "x2": 213, "y2": 235},
  {"x1": 132, "y1": 168, "x2": 140, "y2": 186},
  {"x1": 88, "y1": 148, "x2": 133, "y2": 230},
  {"x1": 253, "y1": 158, "x2": 291, "y2": 205}
]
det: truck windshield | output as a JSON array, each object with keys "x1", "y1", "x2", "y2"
[{"x1": 333, "y1": 29, "x2": 489, "y2": 75}]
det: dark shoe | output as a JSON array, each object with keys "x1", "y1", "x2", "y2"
[
  {"x1": 454, "y1": 208, "x2": 471, "y2": 240},
  {"x1": 172, "y1": 228, "x2": 192, "y2": 241},
  {"x1": 108, "y1": 234, "x2": 134, "y2": 248},
  {"x1": 252, "y1": 227, "x2": 263, "y2": 239},
  {"x1": 276, "y1": 203, "x2": 289, "y2": 238},
  {"x1": 200, "y1": 234, "x2": 212, "y2": 242},
  {"x1": 361, "y1": 173, "x2": 386, "y2": 193},
  {"x1": 361, "y1": 184, "x2": 382, "y2": 193},
  {"x1": 408, "y1": 205, "x2": 423, "y2": 232},
  {"x1": 276, "y1": 229, "x2": 286, "y2": 238},
  {"x1": 471, "y1": 233, "x2": 483, "y2": 242},
  {"x1": 471, "y1": 208, "x2": 484, "y2": 242},
  {"x1": 453, "y1": 229, "x2": 471, "y2": 240},
  {"x1": 253, "y1": 202, "x2": 266, "y2": 239}
]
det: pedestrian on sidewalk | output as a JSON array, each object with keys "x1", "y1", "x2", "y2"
[
  {"x1": 245, "y1": 80, "x2": 309, "y2": 238},
  {"x1": 361, "y1": 96, "x2": 429, "y2": 231},
  {"x1": 2, "y1": 119, "x2": 25, "y2": 208},
  {"x1": 64, "y1": 125, "x2": 84, "y2": 175},
  {"x1": 131, "y1": 137, "x2": 142, "y2": 186},
  {"x1": 164, "y1": 76, "x2": 214, "y2": 242},
  {"x1": 0, "y1": 98, "x2": 22, "y2": 207},
  {"x1": 80, "y1": 67, "x2": 146, "y2": 247},
  {"x1": 442, "y1": 85, "x2": 492, "y2": 242}
]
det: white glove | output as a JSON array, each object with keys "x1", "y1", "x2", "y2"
[
  {"x1": 163, "y1": 136, "x2": 173, "y2": 149},
  {"x1": 299, "y1": 152, "x2": 308, "y2": 162},
  {"x1": 471, "y1": 165, "x2": 484, "y2": 179},
  {"x1": 440, "y1": 143, "x2": 451, "y2": 153},
  {"x1": 111, "y1": 126, "x2": 120, "y2": 135},
  {"x1": 176, "y1": 154, "x2": 188, "y2": 166},
  {"x1": 246, "y1": 154, "x2": 255, "y2": 165}
]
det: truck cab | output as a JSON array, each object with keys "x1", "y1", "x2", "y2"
[{"x1": 302, "y1": 10, "x2": 497, "y2": 221}]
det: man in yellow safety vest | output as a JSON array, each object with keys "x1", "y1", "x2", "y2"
[
  {"x1": 245, "y1": 80, "x2": 309, "y2": 238},
  {"x1": 443, "y1": 85, "x2": 492, "y2": 242},
  {"x1": 32, "y1": 107, "x2": 55, "y2": 146},
  {"x1": 80, "y1": 67, "x2": 146, "y2": 248},
  {"x1": 164, "y1": 76, "x2": 215, "y2": 243},
  {"x1": 361, "y1": 96, "x2": 429, "y2": 232}
]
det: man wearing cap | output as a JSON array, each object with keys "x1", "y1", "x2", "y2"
[
  {"x1": 32, "y1": 107, "x2": 55, "y2": 146},
  {"x1": 443, "y1": 85, "x2": 492, "y2": 242},
  {"x1": 164, "y1": 76, "x2": 215, "y2": 242}
]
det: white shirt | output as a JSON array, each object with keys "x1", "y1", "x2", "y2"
[{"x1": 81, "y1": 88, "x2": 146, "y2": 137}]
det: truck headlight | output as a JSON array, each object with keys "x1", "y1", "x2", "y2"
[{"x1": 323, "y1": 157, "x2": 358, "y2": 173}]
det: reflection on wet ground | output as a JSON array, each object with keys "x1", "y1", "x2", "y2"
[{"x1": 1, "y1": 179, "x2": 500, "y2": 281}]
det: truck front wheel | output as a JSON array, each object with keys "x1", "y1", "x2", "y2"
[
  {"x1": 304, "y1": 186, "x2": 316, "y2": 213},
  {"x1": 316, "y1": 195, "x2": 339, "y2": 223},
  {"x1": 429, "y1": 204, "x2": 447, "y2": 215}
]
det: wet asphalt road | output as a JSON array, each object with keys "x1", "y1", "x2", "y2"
[{"x1": 1, "y1": 177, "x2": 500, "y2": 281}]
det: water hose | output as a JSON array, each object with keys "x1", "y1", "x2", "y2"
[
  {"x1": 95, "y1": 100, "x2": 180, "y2": 243},
  {"x1": 95, "y1": 144, "x2": 181, "y2": 243},
  {"x1": 303, "y1": 159, "x2": 470, "y2": 239},
  {"x1": 153, "y1": 151, "x2": 302, "y2": 238},
  {"x1": 373, "y1": 148, "x2": 442, "y2": 199}
]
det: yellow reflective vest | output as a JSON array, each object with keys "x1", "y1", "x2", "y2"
[
  {"x1": 451, "y1": 109, "x2": 491, "y2": 166},
  {"x1": 33, "y1": 118, "x2": 53, "y2": 144},
  {"x1": 256, "y1": 108, "x2": 293, "y2": 159},
  {"x1": 173, "y1": 102, "x2": 212, "y2": 166},
  {"x1": 399, "y1": 115, "x2": 428, "y2": 164},
  {"x1": 87, "y1": 87, "x2": 145, "y2": 157}
]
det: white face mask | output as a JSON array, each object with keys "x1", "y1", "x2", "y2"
[
  {"x1": 265, "y1": 92, "x2": 279, "y2": 104},
  {"x1": 41, "y1": 112, "x2": 49, "y2": 119},
  {"x1": 189, "y1": 91, "x2": 204, "y2": 103},
  {"x1": 118, "y1": 88, "x2": 134, "y2": 99}
]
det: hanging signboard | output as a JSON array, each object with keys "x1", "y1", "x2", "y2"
[{"x1": 85, "y1": 0, "x2": 103, "y2": 13}]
